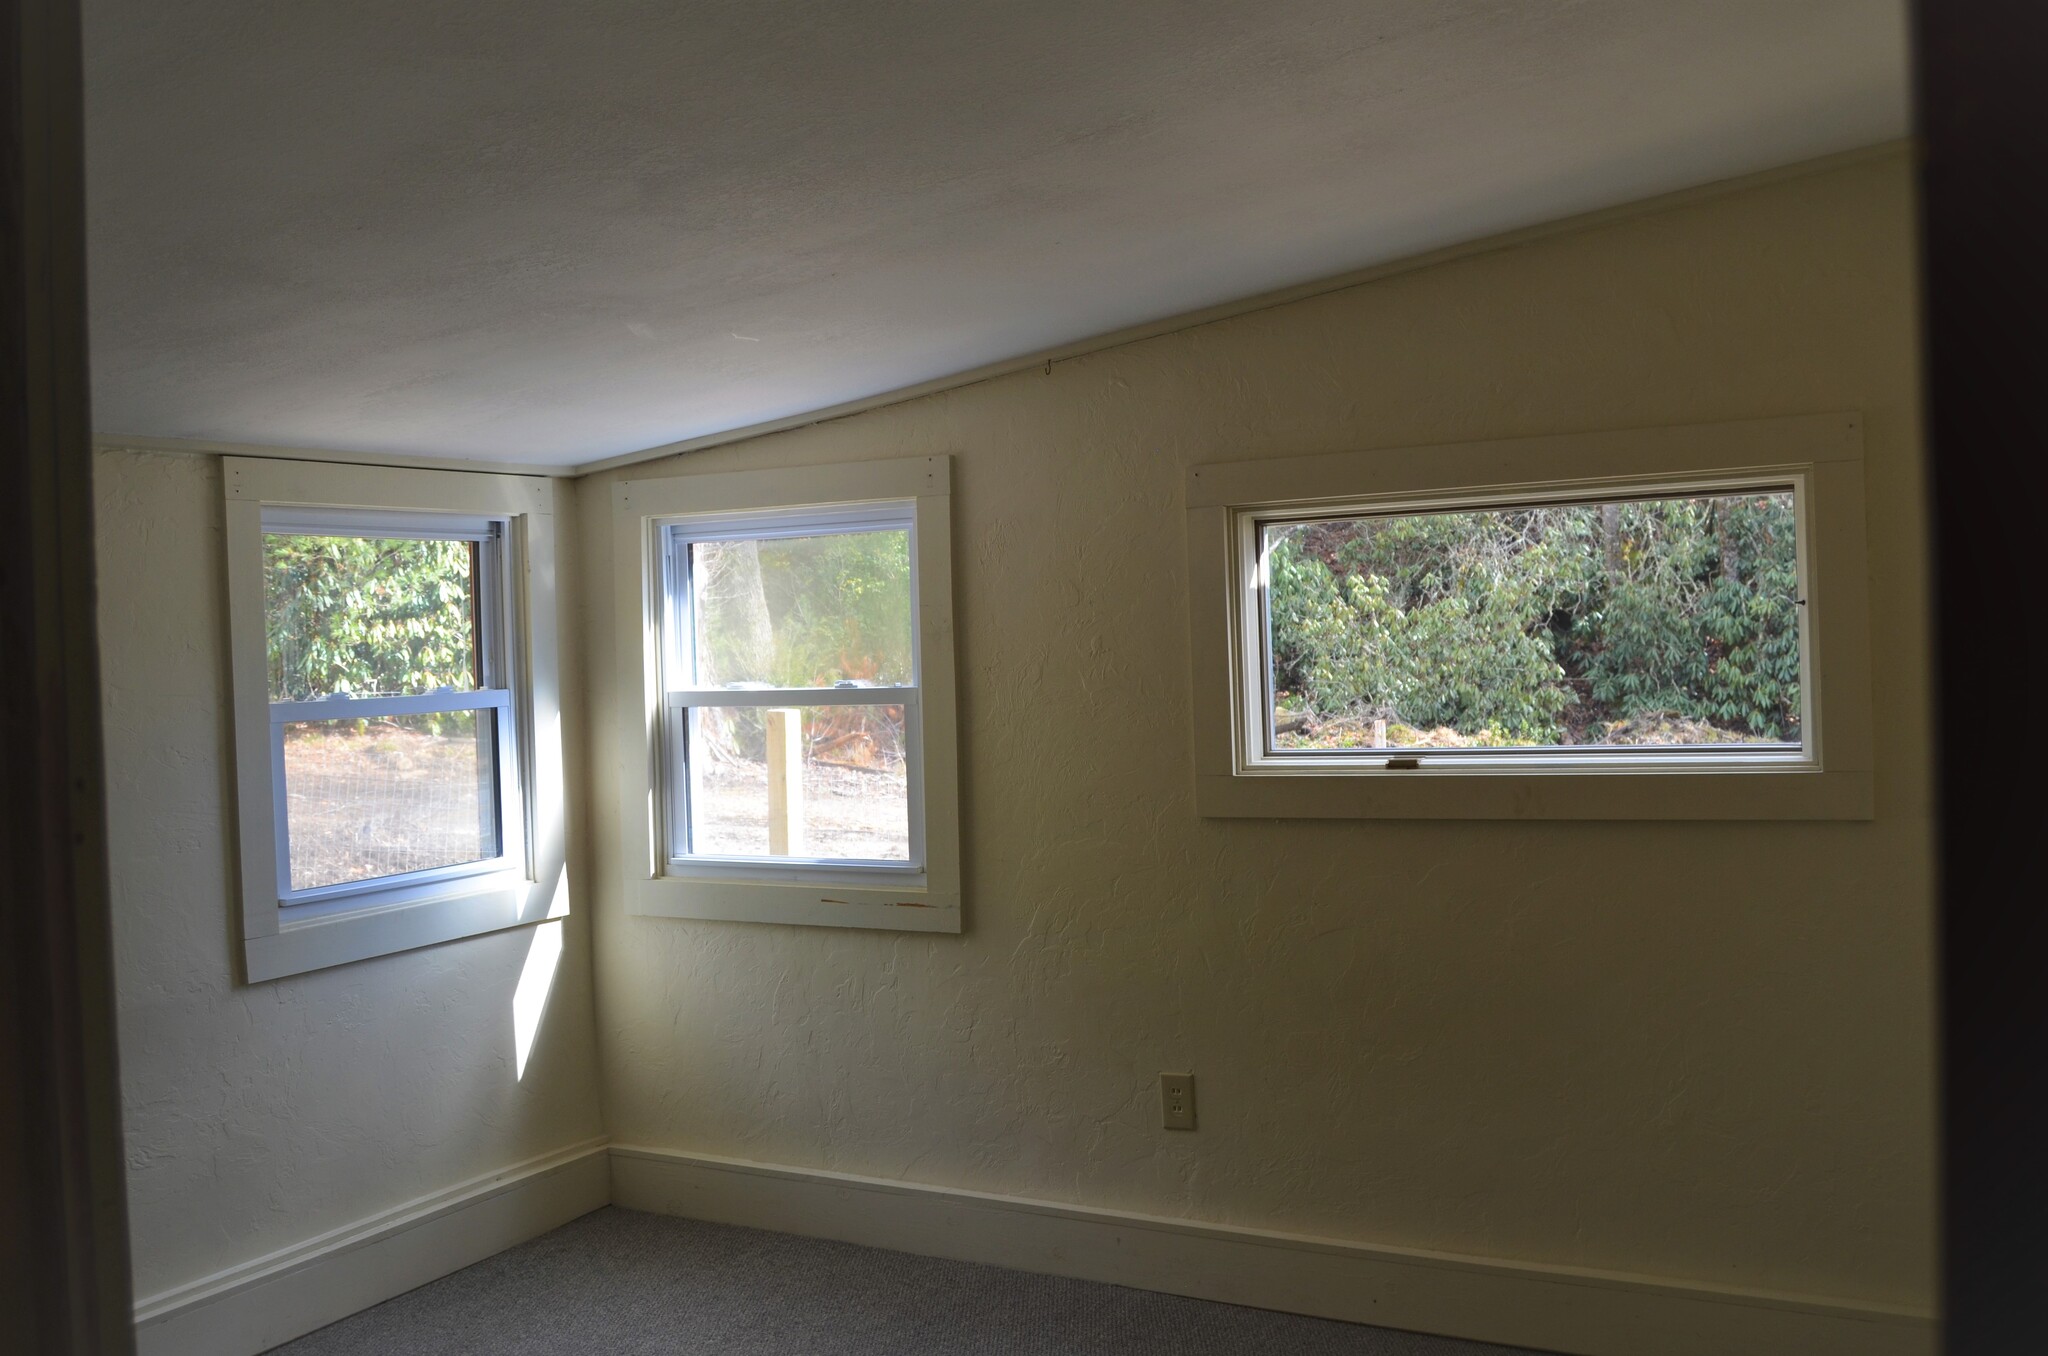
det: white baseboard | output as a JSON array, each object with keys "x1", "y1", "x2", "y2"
[
  {"x1": 128, "y1": 1136, "x2": 1936, "y2": 1356},
  {"x1": 610, "y1": 1144, "x2": 1937, "y2": 1356},
  {"x1": 132, "y1": 1138, "x2": 610, "y2": 1356}
]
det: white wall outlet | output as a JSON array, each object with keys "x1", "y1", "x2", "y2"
[{"x1": 1161, "y1": 1072, "x2": 1196, "y2": 1130}]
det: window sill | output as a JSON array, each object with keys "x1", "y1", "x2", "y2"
[
  {"x1": 244, "y1": 879, "x2": 560, "y2": 982},
  {"x1": 624, "y1": 875, "x2": 961, "y2": 933}
]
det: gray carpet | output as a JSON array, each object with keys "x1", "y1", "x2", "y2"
[{"x1": 266, "y1": 1206, "x2": 1551, "y2": 1355}]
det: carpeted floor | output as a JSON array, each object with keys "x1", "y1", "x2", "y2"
[{"x1": 266, "y1": 1206, "x2": 1551, "y2": 1355}]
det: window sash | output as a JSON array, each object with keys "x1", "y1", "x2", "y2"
[
  {"x1": 262, "y1": 507, "x2": 503, "y2": 543},
  {"x1": 661, "y1": 506, "x2": 919, "y2": 692},
  {"x1": 269, "y1": 687, "x2": 521, "y2": 906},
  {"x1": 662, "y1": 693, "x2": 926, "y2": 874},
  {"x1": 663, "y1": 685, "x2": 917, "y2": 708},
  {"x1": 1235, "y1": 472, "x2": 1816, "y2": 773},
  {"x1": 270, "y1": 689, "x2": 509, "y2": 722},
  {"x1": 262, "y1": 514, "x2": 505, "y2": 705},
  {"x1": 662, "y1": 500, "x2": 914, "y2": 546}
]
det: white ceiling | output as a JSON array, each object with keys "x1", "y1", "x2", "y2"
[{"x1": 83, "y1": 1, "x2": 1909, "y2": 468}]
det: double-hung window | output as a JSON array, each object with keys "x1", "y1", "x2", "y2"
[
  {"x1": 225, "y1": 458, "x2": 567, "y2": 980},
  {"x1": 661, "y1": 503, "x2": 922, "y2": 869},
  {"x1": 615, "y1": 455, "x2": 960, "y2": 931}
]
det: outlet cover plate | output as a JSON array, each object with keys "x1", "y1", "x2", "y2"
[{"x1": 1161, "y1": 1072, "x2": 1196, "y2": 1130}]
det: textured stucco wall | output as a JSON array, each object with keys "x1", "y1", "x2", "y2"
[
  {"x1": 94, "y1": 451, "x2": 605, "y2": 1298},
  {"x1": 578, "y1": 152, "x2": 1934, "y2": 1307}
]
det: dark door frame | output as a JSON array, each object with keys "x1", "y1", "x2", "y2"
[
  {"x1": 3, "y1": 0, "x2": 136, "y2": 1351},
  {"x1": 1915, "y1": 0, "x2": 2048, "y2": 1350}
]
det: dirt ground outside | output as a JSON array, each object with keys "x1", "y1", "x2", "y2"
[
  {"x1": 281, "y1": 723, "x2": 493, "y2": 891},
  {"x1": 282, "y1": 724, "x2": 913, "y2": 888},
  {"x1": 693, "y1": 759, "x2": 909, "y2": 861},
  {"x1": 1271, "y1": 706, "x2": 1794, "y2": 751}
]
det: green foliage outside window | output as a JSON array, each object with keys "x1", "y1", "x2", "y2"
[
  {"x1": 688, "y1": 527, "x2": 914, "y2": 768},
  {"x1": 692, "y1": 529, "x2": 912, "y2": 688},
  {"x1": 1266, "y1": 492, "x2": 1801, "y2": 746},
  {"x1": 264, "y1": 534, "x2": 480, "y2": 702},
  {"x1": 759, "y1": 529, "x2": 913, "y2": 687}
]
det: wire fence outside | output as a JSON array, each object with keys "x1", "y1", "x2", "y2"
[{"x1": 281, "y1": 716, "x2": 496, "y2": 892}]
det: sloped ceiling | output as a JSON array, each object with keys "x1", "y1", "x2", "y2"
[{"x1": 83, "y1": 1, "x2": 1909, "y2": 467}]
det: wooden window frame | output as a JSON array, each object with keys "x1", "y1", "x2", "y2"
[
  {"x1": 1184, "y1": 413, "x2": 1874, "y2": 820},
  {"x1": 223, "y1": 457, "x2": 568, "y2": 980},
  {"x1": 613, "y1": 455, "x2": 962, "y2": 932}
]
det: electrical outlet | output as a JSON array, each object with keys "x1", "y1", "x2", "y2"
[{"x1": 1160, "y1": 1072, "x2": 1196, "y2": 1130}]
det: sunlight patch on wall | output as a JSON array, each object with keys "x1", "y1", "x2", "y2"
[{"x1": 512, "y1": 919, "x2": 564, "y2": 1080}]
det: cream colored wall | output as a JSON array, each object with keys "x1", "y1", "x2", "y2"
[
  {"x1": 93, "y1": 450, "x2": 605, "y2": 1298},
  {"x1": 578, "y1": 152, "x2": 1933, "y2": 1307}
]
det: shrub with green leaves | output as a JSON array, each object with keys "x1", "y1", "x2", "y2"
[
  {"x1": 1273, "y1": 537, "x2": 1571, "y2": 740},
  {"x1": 264, "y1": 534, "x2": 479, "y2": 701},
  {"x1": 1266, "y1": 491, "x2": 1801, "y2": 745}
]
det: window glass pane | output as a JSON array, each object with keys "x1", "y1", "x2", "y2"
[
  {"x1": 685, "y1": 704, "x2": 910, "y2": 862},
  {"x1": 265, "y1": 533, "x2": 480, "y2": 700},
  {"x1": 1262, "y1": 490, "x2": 1802, "y2": 751},
  {"x1": 688, "y1": 528, "x2": 912, "y2": 687},
  {"x1": 282, "y1": 710, "x2": 499, "y2": 891}
]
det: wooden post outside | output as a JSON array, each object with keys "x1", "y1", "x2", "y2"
[
  {"x1": 766, "y1": 708, "x2": 804, "y2": 855},
  {"x1": 1370, "y1": 718, "x2": 1387, "y2": 748}
]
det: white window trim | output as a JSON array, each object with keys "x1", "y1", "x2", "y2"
[
  {"x1": 614, "y1": 455, "x2": 961, "y2": 932},
  {"x1": 1184, "y1": 412, "x2": 1874, "y2": 820},
  {"x1": 224, "y1": 457, "x2": 569, "y2": 981}
]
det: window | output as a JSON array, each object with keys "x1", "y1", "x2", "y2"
[
  {"x1": 615, "y1": 456, "x2": 959, "y2": 931},
  {"x1": 1255, "y1": 486, "x2": 1807, "y2": 764},
  {"x1": 1184, "y1": 414, "x2": 1874, "y2": 819},
  {"x1": 225, "y1": 459, "x2": 567, "y2": 980},
  {"x1": 264, "y1": 509, "x2": 521, "y2": 901},
  {"x1": 662, "y1": 506, "x2": 919, "y2": 869}
]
